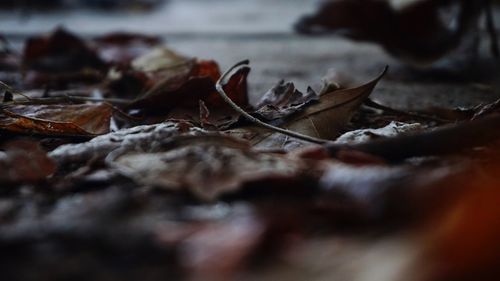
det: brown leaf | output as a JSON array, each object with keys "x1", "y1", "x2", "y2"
[
  {"x1": 0, "y1": 140, "x2": 56, "y2": 184},
  {"x1": 248, "y1": 67, "x2": 387, "y2": 149},
  {"x1": 126, "y1": 51, "x2": 250, "y2": 128},
  {"x1": 0, "y1": 103, "x2": 113, "y2": 136},
  {"x1": 23, "y1": 27, "x2": 106, "y2": 73},
  {"x1": 286, "y1": 67, "x2": 387, "y2": 140},
  {"x1": 107, "y1": 135, "x2": 307, "y2": 201},
  {"x1": 21, "y1": 28, "x2": 108, "y2": 88}
]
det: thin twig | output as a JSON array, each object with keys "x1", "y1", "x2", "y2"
[
  {"x1": 0, "y1": 81, "x2": 32, "y2": 101},
  {"x1": 0, "y1": 81, "x2": 132, "y2": 106},
  {"x1": 0, "y1": 94, "x2": 131, "y2": 106},
  {"x1": 215, "y1": 60, "x2": 331, "y2": 145}
]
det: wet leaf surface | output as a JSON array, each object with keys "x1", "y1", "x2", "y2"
[{"x1": 0, "y1": 103, "x2": 113, "y2": 136}]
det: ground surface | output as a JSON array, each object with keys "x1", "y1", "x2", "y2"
[{"x1": 2, "y1": 0, "x2": 499, "y2": 109}]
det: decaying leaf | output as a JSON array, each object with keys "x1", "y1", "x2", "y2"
[
  {"x1": 0, "y1": 140, "x2": 56, "y2": 185},
  {"x1": 0, "y1": 103, "x2": 113, "y2": 136},
  {"x1": 107, "y1": 135, "x2": 308, "y2": 201}
]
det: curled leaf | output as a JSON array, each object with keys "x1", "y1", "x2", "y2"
[{"x1": 255, "y1": 81, "x2": 318, "y2": 121}]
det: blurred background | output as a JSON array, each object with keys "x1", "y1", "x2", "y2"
[{"x1": 1, "y1": 0, "x2": 499, "y2": 108}]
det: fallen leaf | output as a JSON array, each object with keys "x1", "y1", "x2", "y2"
[
  {"x1": 285, "y1": 66, "x2": 387, "y2": 140},
  {"x1": 245, "y1": 66, "x2": 387, "y2": 149},
  {"x1": 107, "y1": 135, "x2": 307, "y2": 201},
  {"x1": 21, "y1": 28, "x2": 108, "y2": 88},
  {"x1": 126, "y1": 51, "x2": 250, "y2": 128},
  {"x1": 255, "y1": 80, "x2": 318, "y2": 121},
  {"x1": 49, "y1": 121, "x2": 201, "y2": 168},
  {"x1": 0, "y1": 103, "x2": 113, "y2": 136},
  {"x1": 23, "y1": 27, "x2": 106, "y2": 73}
]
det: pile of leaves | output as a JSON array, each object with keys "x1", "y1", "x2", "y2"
[{"x1": 0, "y1": 28, "x2": 499, "y2": 281}]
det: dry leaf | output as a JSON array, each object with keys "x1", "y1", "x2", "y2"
[
  {"x1": 127, "y1": 53, "x2": 250, "y2": 128},
  {"x1": 245, "y1": 67, "x2": 387, "y2": 149},
  {"x1": 0, "y1": 103, "x2": 113, "y2": 136},
  {"x1": 286, "y1": 66, "x2": 387, "y2": 140},
  {"x1": 23, "y1": 28, "x2": 106, "y2": 73},
  {"x1": 255, "y1": 81, "x2": 318, "y2": 121},
  {"x1": 49, "y1": 121, "x2": 201, "y2": 168},
  {"x1": 107, "y1": 135, "x2": 307, "y2": 201}
]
